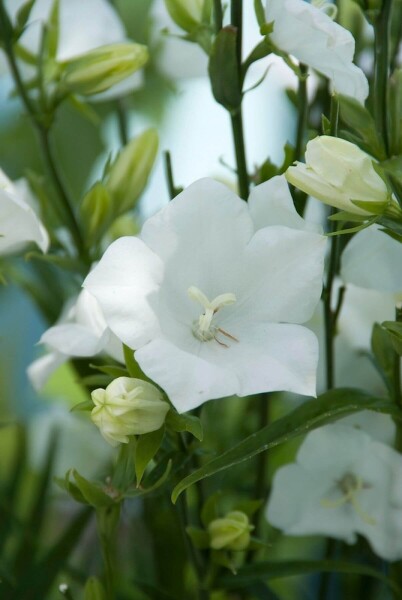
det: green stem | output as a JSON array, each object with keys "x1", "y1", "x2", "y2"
[
  {"x1": 99, "y1": 534, "x2": 115, "y2": 600},
  {"x1": 373, "y1": 0, "x2": 393, "y2": 154},
  {"x1": 0, "y1": 7, "x2": 86, "y2": 258},
  {"x1": 293, "y1": 64, "x2": 308, "y2": 215},
  {"x1": 229, "y1": 0, "x2": 249, "y2": 200},
  {"x1": 116, "y1": 99, "x2": 129, "y2": 146},
  {"x1": 213, "y1": 0, "x2": 223, "y2": 32},
  {"x1": 318, "y1": 539, "x2": 338, "y2": 600},
  {"x1": 230, "y1": 110, "x2": 249, "y2": 199}
]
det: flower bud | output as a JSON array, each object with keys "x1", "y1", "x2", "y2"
[
  {"x1": 286, "y1": 136, "x2": 389, "y2": 215},
  {"x1": 105, "y1": 128, "x2": 159, "y2": 214},
  {"x1": 208, "y1": 511, "x2": 254, "y2": 551},
  {"x1": 164, "y1": 0, "x2": 205, "y2": 33},
  {"x1": 60, "y1": 42, "x2": 149, "y2": 96},
  {"x1": 91, "y1": 377, "x2": 169, "y2": 447}
]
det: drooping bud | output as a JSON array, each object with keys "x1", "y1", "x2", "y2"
[
  {"x1": 208, "y1": 510, "x2": 254, "y2": 551},
  {"x1": 286, "y1": 136, "x2": 390, "y2": 215},
  {"x1": 91, "y1": 377, "x2": 169, "y2": 447},
  {"x1": 60, "y1": 42, "x2": 148, "y2": 96},
  {"x1": 105, "y1": 128, "x2": 159, "y2": 214}
]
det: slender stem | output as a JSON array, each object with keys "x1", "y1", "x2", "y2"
[
  {"x1": 99, "y1": 534, "x2": 116, "y2": 600},
  {"x1": 230, "y1": 110, "x2": 249, "y2": 199},
  {"x1": 164, "y1": 151, "x2": 181, "y2": 200},
  {"x1": 252, "y1": 394, "x2": 270, "y2": 515},
  {"x1": 229, "y1": 0, "x2": 249, "y2": 200},
  {"x1": 0, "y1": 7, "x2": 86, "y2": 257},
  {"x1": 213, "y1": 0, "x2": 223, "y2": 32},
  {"x1": 293, "y1": 64, "x2": 308, "y2": 215},
  {"x1": 373, "y1": 0, "x2": 393, "y2": 154},
  {"x1": 318, "y1": 539, "x2": 338, "y2": 600}
]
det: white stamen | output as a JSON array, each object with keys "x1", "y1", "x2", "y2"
[
  {"x1": 321, "y1": 472, "x2": 376, "y2": 526},
  {"x1": 188, "y1": 286, "x2": 237, "y2": 344}
]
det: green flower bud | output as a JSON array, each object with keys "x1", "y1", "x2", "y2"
[
  {"x1": 80, "y1": 182, "x2": 113, "y2": 245},
  {"x1": 286, "y1": 136, "x2": 390, "y2": 215},
  {"x1": 208, "y1": 511, "x2": 254, "y2": 551},
  {"x1": 91, "y1": 377, "x2": 169, "y2": 447},
  {"x1": 105, "y1": 128, "x2": 159, "y2": 214},
  {"x1": 164, "y1": 0, "x2": 206, "y2": 33},
  {"x1": 60, "y1": 42, "x2": 149, "y2": 96}
]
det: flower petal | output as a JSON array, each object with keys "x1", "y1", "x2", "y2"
[
  {"x1": 84, "y1": 236, "x2": 164, "y2": 348},
  {"x1": 248, "y1": 175, "x2": 321, "y2": 232},
  {"x1": 135, "y1": 337, "x2": 238, "y2": 413},
  {"x1": 341, "y1": 225, "x2": 402, "y2": 293}
]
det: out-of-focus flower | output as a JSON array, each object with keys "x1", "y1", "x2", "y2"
[
  {"x1": 85, "y1": 176, "x2": 326, "y2": 413},
  {"x1": 2, "y1": 0, "x2": 145, "y2": 100},
  {"x1": 91, "y1": 377, "x2": 169, "y2": 446},
  {"x1": 28, "y1": 289, "x2": 123, "y2": 390},
  {"x1": 266, "y1": 423, "x2": 402, "y2": 560},
  {"x1": 265, "y1": 0, "x2": 369, "y2": 103},
  {"x1": 208, "y1": 511, "x2": 254, "y2": 551},
  {"x1": 60, "y1": 42, "x2": 148, "y2": 97},
  {"x1": 286, "y1": 136, "x2": 391, "y2": 215},
  {"x1": 0, "y1": 169, "x2": 48, "y2": 254}
]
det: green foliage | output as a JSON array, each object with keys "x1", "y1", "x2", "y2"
[
  {"x1": 135, "y1": 425, "x2": 165, "y2": 486},
  {"x1": 172, "y1": 389, "x2": 402, "y2": 502},
  {"x1": 208, "y1": 27, "x2": 242, "y2": 112}
]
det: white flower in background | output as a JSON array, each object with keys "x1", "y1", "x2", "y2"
[
  {"x1": 265, "y1": 0, "x2": 369, "y2": 103},
  {"x1": 0, "y1": 169, "x2": 48, "y2": 254},
  {"x1": 266, "y1": 423, "x2": 402, "y2": 560},
  {"x1": 91, "y1": 377, "x2": 169, "y2": 446},
  {"x1": 85, "y1": 176, "x2": 326, "y2": 413},
  {"x1": 340, "y1": 410, "x2": 396, "y2": 446},
  {"x1": 2, "y1": 0, "x2": 143, "y2": 100},
  {"x1": 28, "y1": 289, "x2": 123, "y2": 390},
  {"x1": 286, "y1": 136, "x2": 390, "y2": 215}
]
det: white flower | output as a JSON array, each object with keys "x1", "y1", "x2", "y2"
[
  {"x1": 91, "y1": 377, "x2": 169, "y2": 446},
  {"x1": 0, "y1": 169, "x2": 48, "y2": 254},
  {"x1": 265, "y1": 0, "x2": 369, "y2": 103},
  {"x1": 84, "y1": 176, "x2": 326, "y2": 413},
  {"x1": 2, "y1": 0, "x2": 143, "y2": 100},
  {"x1": 28, "y1": 289, "x2": 123, "y2": 390},
  {"x1": 266, "y1": 423, "x2": 402, "y2": 560},
  {"x1": 286, "y1": 136, "x2": 390, "y2": 215}
]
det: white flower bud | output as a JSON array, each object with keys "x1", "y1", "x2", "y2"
[
  {"x1": 208, "y1": 510, "x2": 254, "y2": 551},
  {"x1": 91, "y1": 377, "x2": 169, "y2": 447},
  {"x1": 60, "y1": 42, "x2": 148, "y2": 96},
  {"x1": 286, "y1": 136, "x2": 390, "y2": 215}
]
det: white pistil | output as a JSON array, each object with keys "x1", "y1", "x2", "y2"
[
  {"x1": 321, "y1": 472, "x2": 376, "y2": 526},
  {"x1": 188, "y1": 286, "x2": 238, "y2": 346}
]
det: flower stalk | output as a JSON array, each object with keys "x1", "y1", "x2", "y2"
[{"x1": 373, "y1": 0, "x2": 393, "y2": 154}]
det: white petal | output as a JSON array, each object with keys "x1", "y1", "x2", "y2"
[
  {"x1": 40, "y1": 323, "x2": 108, "y2": 356},
  {"x1": 248, "y1": 175, "x2": 321, "y2": 232},
  {"x1": 135, "y1": 337, "x2": 238, "y2": 413},
  {"x1": 203, "y1": 321, "x2": 319, "y2": 398},
  {"x1": 341, "y1": 225, "x2": 402, "y2": 293},
  {"x1": 84, "y1": 237, "x2": 164, "y2": 348},
  {"x1": 339, "y1": 410, "x2": 396, "y2": 446},
  {"x1": 228, "y1": 225, "x2": 326, "y2": 325},
  {"x1": 27, "y1": 352, "x2": 67, "y2": 391}
]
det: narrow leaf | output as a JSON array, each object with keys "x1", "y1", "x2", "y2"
[{"x1": 135, "y1": 426, "x2": 165, "y2": 486}]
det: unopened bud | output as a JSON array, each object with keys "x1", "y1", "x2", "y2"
[
  {"x1": 208, "y1": 510, "x2": 254, "y2": 551},
  {"x1": 105, "y1": 128, "x2": 158, "y2": 214},
  {"x1": 60, "y1": 42, "x2": 149, "y2": 96},
  {"x1": 91, "y1": 377, "x2": 169, "y2": 446},
  {"x1": 164, "y1": 0, "x2": 206, "y2": 33}
]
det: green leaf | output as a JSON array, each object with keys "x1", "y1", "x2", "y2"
[
  {"x1": 351, "y1": 199, "x2": 388, "y2": 214},
  {"x1": 328, "y1": 210, "x2": 368, "y2": 223},
  {"x1": 242, "y1": 38, "x2": 272, "y2": 80},
  {"x1": 70, "y1": 399, "x2": 93, "y2": 412},
  {"x1": 112, "y1": 439, "x2": 136, "y2": 491},
  {"x1": 172, "y1": 389, "x2": 402, "y2": 503},
  {"x1": 232, "y1": 499, "x2": 263, "y2": 518},
  {"x1": 337, "y1": 94, "x2": 386, "y2": 160},
  {"x1": 71, "y1": 470, "x2": 115, "y2": 508},
  {"x1": 186, "y1": 526, "x2": 210, "y2": 549},
  {"x1": 201, "y1": 491, "x2": 222, "y2": 527},
  {"x1": 135, "y1": 426, "x2": 165, "y2": 486},
  {"x1": 371, "y1": 323, "x2": 396, "y2": 391},
  {"x1": 217, "y1": 559, "x2": 401, "y2": 595},
  {"x1": 254, "y1": 0, "x2": 266, "y2": 27},
  {"x1": 15, "y1": 0, "x2": 35, "y2": 37},
  {"x1": 208, "y1": 26, "x2": 242, "y2": 111},
  {"x1": 166, "y1": 410, "x2": 203, "y2": 441},
  {"x1": 89, "y1": 363, "x2": 129, "y2": 378},
  {"x1": 84, "y1": 577, "x2": 107, "y2": 600},
  {"x1": 124, "y1": 459, "x2": 172, "y2": 498},
  {"x1": 123, "y1": 344, "x2": 148, "y2": 380},
  {"x1": 382, "y1": 321, "x2": 402, "y2": 355}
]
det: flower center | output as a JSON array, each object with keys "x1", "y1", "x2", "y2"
[
  {"x1": 312, "y1": 0, "x2": 338, "y2": 19},
  {"x1": 187, "y1": 286, "x2": 239, "y2": 347},
  {"x1": 321, "y1": 472, "x2": 376, "y2": 526}
]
